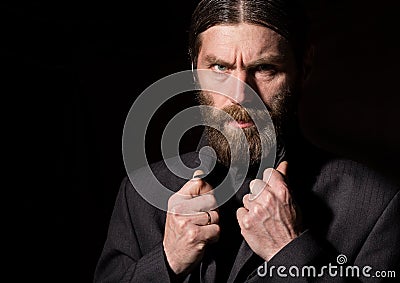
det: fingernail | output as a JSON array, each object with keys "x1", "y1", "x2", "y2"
[
  {"x1": 192, "y1": 169, "x2": 205, "y2": 179},
  {"x1": 249, "y1": 179, "x2": 266, "y2": 198}
]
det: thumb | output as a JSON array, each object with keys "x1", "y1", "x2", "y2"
[
  {"x1": 192, "y1": 169, "x2": 206, "y2": 179},
  {"x1": 276, "y1": 161, "x2": 288, "y2": 176},
  {"x1": 177, "y1": 169, "x2": 212, "y2": 197}
]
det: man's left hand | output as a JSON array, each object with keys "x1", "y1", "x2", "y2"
[{"x1": 236, "y1": 161, "x2": 301, "y2": 261}]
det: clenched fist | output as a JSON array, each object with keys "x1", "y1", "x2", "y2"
[
  {"x1": 163, "y1": 170, "x2": 220, "y2": 275},
  {"x1": 237, "y1": 161, "x2": 301, "y2": 261}
]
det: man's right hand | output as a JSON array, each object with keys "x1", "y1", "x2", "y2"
[{"x1": 163, "y1": 170, "x2": 220, "y2": 275}]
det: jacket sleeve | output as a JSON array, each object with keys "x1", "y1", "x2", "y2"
[
  {"x1": 247, "y1": 190, "x2": 400, "y2": 283},
  {"x1": 93, "y1": 177, "x2": 174, "y2": 283},
  {"x1": 247, "y1": 230, "x2": 335, "y2": 283},
  {"x1": 352, "y1": 190, "x2": 400, "y2": 280}
]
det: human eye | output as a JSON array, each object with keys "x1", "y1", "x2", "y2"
[
  {"x1": 255, "y1": 64, "x2": 277, "y2": 74},
  {"x1": 211, "y1": 64, "x2": 228, "y2": 73}
]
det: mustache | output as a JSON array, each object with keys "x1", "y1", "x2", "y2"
[
  {"x1": 197, "y1": 92, "x2": 272, "y2": 128},
  {"x1": 217, "y1": 104, "x2": 271, "y2": 128},
  {"x1": 222, "y1": 105, "x2": 253, "y2": 123}
]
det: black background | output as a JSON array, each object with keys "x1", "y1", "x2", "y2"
[{"x1": 7, "y1": 0, "x2": 400, "y2": 281}]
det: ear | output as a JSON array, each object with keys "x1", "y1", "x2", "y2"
[{"x1": 191, "y1": 61, "x2": 200, "y2": 86}]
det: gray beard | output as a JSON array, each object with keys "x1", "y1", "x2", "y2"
[{"x1": 197, "y1": 88, "x2": 294, "y2": 167}]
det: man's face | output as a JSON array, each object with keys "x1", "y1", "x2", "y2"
[{"x1": 195, "y1": 23, "x2": 300, "y2": 167}]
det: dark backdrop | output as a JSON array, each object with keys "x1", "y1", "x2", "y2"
[{"x1": 9, "y1": 0, "x2": 399, "y2": 281}]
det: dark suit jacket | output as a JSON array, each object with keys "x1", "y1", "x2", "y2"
[{"x1": 93, "y1": 137, "x2": 400, "y2": 282}]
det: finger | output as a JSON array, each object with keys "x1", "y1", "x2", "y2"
[
  {"x1": 262, "y1": 163, "x2": 288, "y2": 185},
  {"x1": 262, "y1": 168, "x2": 274, "y2": 183},
  {"x1": 199, "y1": 223, "x2": 220, "y2": 243},
  {"x1": 276, "y1": 161, "x2": 288, "y2": 176},
  {"x1": 263, "y1": 168, "x2": 286, "y2": 192},
  {"x1": 176, "y1": 174, "x2": 213, "y2": 198},
  {"x1": 190, "y1": 170, "x2": 213, "y2": 196},
  {"x1": 192, "y1": 169, "x2": 207, "y2": 179},
  {"x1": 246, "y1": 184, "x2": 276, "y2": 210},
  {"x1": 190, "y1": 210, "x2": 219, "y2": 226},
  {"x1": 261, "y1": 180, "x2": 289, "y2": 204},
  {"x1": 236, "y1": 207, "x2": 247, "y2": 220},
  {"x1": 184, "y1": 193, "x2": 217, "y2": 212},
  {"x1": 251, "y1": 184, "x2": 276, "y2": 207},
  {"x1": 191, "y1": 170, "x2": 213, "y2": 196},
  {"x1": 236, "y1": 207, "x2": 248, "y2": 229},
  {"x1": 242, "y1": 194, "x2": 251, "y2": 209},
  {"x1": 249, "y1": 179, "x2": 267, "y2": 200}
]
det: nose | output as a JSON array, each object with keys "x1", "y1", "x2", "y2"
[{"x1": 230, "y1": 70, "x2": 254, "y2": 105}]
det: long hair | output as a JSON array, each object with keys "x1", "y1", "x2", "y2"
[{"x1": 188, "y1": 0, "x2": 310, "y2": 68}]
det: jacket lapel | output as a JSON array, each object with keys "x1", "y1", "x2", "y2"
[{"x1": 227, "y1": 240, "x2": 255, "y2": 283}]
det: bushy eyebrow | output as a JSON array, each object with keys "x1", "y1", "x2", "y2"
[
  {"x1": 203, "y1": 55, "x2": 236, "y2": 69},
  {"x1": 202, "y1": 54, "x2": 285, "y2": 70},
  {"x1": 245, "y1": 55, "x2": 285, "y2": 69}
]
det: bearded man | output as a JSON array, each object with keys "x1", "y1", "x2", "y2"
[{"x1": 94, "y1": 0, "x2": 400, "y2": 282}]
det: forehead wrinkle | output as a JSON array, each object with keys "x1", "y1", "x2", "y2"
[
  {"x1": 200, "y1": 39, "x2": 238, "y2": 66},
  {"x1": 198, "y1": 23, "x2": 291, "y2": 67}
]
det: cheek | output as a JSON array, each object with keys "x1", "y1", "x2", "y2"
[
  {"x1": 255, "y1": 76, "x2": 289, "y2": 104},
  {"x1": 206, "y1": 92, "x2": 233, "y2": 109}
]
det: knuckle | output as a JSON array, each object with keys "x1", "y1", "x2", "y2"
[
  {"x1": 278, "y1": 181, "x2": 289, "y2": 190},
  {"x1": 195, "y1": 242, "x2": 206, "y2": 251},
  {"x1": 212, "y1": 224, "x2": 221, "y2": 237},
  {"x1": 197, "y1": 195, "x2": 217, "y2": 211},
  {"x1": 205, "y1": 195, "x2": 217, "y2": 208},
  {"x1": 275, "y1": 186, "x2": 287, "y2": 198},
  {"x1": 205, "y1": 225, "x2": 220, "y2": 242},
  {"x1": 186, "y1": 227, "x2": 199, "y2": 243},
  {"x1": 212, "y1": 211, "x2": 220, "y2": 224},
  {"x1": 167, "y1": 196, "x2": 177, "y2": 208},
  {"x1": 242, "y1": 215, "x2": 252, "y2": 230},
  {"x1": 253, "y1": 203, "x2": 264, "y2": 217},
  {"x1": 172, "y1": 203, "x2": 185, "y2": 214},
  {"x1": 268, "y1": 179, "x2": 288, "y2": 196},
  {"x1": 264, "y1": 192, "x2": 273, "y2": 205},
  {"x1": 176, "y1": 217, "x2": 188, "y2": 230},
  {"x1": 216, "y1": 224, "x2": 221, "y2": 235}
]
